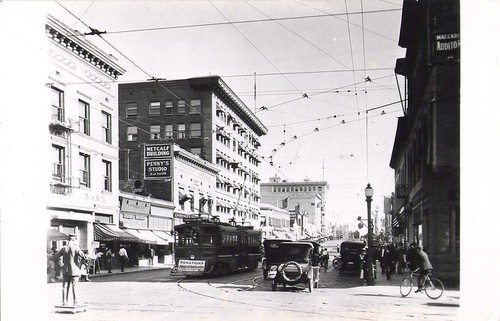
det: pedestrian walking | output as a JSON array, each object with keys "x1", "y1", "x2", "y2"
[
  {"x1": 47, "y1": 246, "x2": 57, "y2": 283},
  {"x1": 406, "y1": 242, "x2": 418, "y2": 271},
  {"x1": 118, "y1": 245, "x2": 129, "y2": 272},
  {"x1": 105, "y1": 248, "x2": 113, "y2": 273},
  {"x1": 149, "y1": 246, "x2": 155, "y2": 267},
  {"x1": 383, "y1": 244, "x2": 396, "y2": 280},
  {"x1": 396, "y1": 242, "x2": 406, "y2": 274},
  {"x1": 54, "y1": 233, "x2": 88, "y2": 306},
  {"x1": 321, "y1": 248, "x2": 329, "y2": 272}
]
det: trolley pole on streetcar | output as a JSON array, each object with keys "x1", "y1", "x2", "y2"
[{"x1": 365, "y1": 183, "x2": 375, "y2": 286}]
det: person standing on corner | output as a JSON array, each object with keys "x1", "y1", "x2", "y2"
[
  {"x1": 118, "y1": 245, "x2": 129, "y2": 272},
  {"x1": 149, "y1": 246, "x2": 155, "y2": 267},
  {"x1": 54, "y1": 233, "x2": 88, "y2": 306},
  {"x1": 105, "y1": 247, "x2": 113, "y2": 273}
]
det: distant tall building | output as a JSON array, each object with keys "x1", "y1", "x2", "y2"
[
  {"x1": 391, "y1": 0, "x2": 459, "y2": 285},
  {"x1": 46, "y1": 14, "x2": 126, "y2": 251},
  {"x1": 260, "y1": 175, "x2": 329, "y2": 235},
  {"x1": 118, "y1": 76, "x2": 268, "y2": 227}
]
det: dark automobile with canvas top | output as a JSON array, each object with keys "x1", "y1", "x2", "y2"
[
  {"x1": 267, "y1": 242, "x2": 315, "y2": 292},
  {"x1": 261, "y1": 238, "x2": 291, "y2": 279}
]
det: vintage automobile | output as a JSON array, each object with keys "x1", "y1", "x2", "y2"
[
  {"x1": 267, "y1": 242, "x2": 315, "y2": 292},
  {"x1": 338, "y1": 240, "x2": 366, "y2": 275},
  {"x1": 261, "y1": 238, "x2": 291, "y2": 279}
]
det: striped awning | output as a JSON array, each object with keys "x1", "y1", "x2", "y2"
[
  {"x1": 94, "y1": 223, "x2": 139, "y2": 242},
  {"x1": 122, "y1": 228, "x2": 171, "y2": 245},
  {"x1": 153, "y1": 230, "x2": 174, "y2": 243}
]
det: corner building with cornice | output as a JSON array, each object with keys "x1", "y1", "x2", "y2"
[
  {"x1": 118, "y1": 76, "x2": 268, "y2": 228},
  {"x1": 46, "y1": 14, "x2": 126, "y2": 252}
]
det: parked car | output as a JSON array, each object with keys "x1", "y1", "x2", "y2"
[
  {"x1": 261, "y1": 238, "x2": 291, "y2": 279},
  {"x1": 267, "y1": 242, "x2": 315, "y2": 292},
  {"x1": 338, "y1": 240, "x2": 366, "y2": 275}
]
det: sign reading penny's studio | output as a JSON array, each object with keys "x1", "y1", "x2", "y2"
[{"x1": 144, "y1": 144, "x2": 172, "y2": 179}]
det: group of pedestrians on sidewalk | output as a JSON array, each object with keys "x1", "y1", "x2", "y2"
[{"x1": 376, "y1": 242, "x2": 433, "y2": 291}]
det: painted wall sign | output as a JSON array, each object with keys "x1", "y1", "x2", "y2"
[
  {"x1": 144, "y1": 144, "x2": 172, "y2": 179},
  {"x1": 145, "y1": 159, "x2": 171, "y2": 178},
  {"x1": 144, "y1": 144, "x2": 171, "y2": 158}
]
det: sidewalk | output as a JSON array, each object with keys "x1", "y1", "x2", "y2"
[{"x1": 87, "y1": 263, "x2": 174, "y2": 279}]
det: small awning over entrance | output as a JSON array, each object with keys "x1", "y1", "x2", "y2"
[
  {"x1": 47, "y1": 229, "x2": 69, "y2": 240},
  {"x1": 123, "y1": 229, "x2": 171, "y2": 245},
  {"x1": 153, "y1": 230, "x2": 174, "y2": 243},
  {"x1": 94, "y1": 223, "x2": 139, "y2": 242}
]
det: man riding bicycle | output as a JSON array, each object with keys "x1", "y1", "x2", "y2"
[{"x1": 412, "y1": 245, "x2": 433, "y2": 293}]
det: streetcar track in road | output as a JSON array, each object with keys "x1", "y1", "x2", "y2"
[{"x1": 176, "y1": 276, "x2": 336, "y2": 317}]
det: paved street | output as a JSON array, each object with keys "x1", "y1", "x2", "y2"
[{"x1": 43, "y1": 248, "x2": 460, "y2": 321}]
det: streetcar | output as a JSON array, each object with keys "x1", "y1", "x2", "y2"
[{"x1": 170, "y1": 217, "x2": 262, "y2": 277}]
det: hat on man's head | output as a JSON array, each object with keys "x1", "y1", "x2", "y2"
[{"x1": 68, "y1": 233, "x2": 78, "y2": 239}]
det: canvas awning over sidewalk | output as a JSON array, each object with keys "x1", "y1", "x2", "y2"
[{"x1": 94, "y1": 223, "x2": 139, "y2": 242}]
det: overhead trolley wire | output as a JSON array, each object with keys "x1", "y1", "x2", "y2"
[
  {"x1": 208, "y1": 0, "x2": 304, "y2": 98},
  {"x1": 74, "y1": 8, "x2": 401, "y2": 36},
  {"x1": 243, "y1": 0, "x2": 366, "y2": 80}
]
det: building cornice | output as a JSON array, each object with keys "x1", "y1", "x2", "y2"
[
  {"x1": 46, "y1": 14, "x2": 126, "y2": 80},
  {"x1": 174, "y1": 145, "x2": 219, "y2": 175},
  {"x1": 188, "y1": 76, "x2": 268, "y2": 136}
]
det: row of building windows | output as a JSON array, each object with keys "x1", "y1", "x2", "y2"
[
  {"x1": 51, "y1": 86, "x2": 112, "y2": 144},
  {"x1": 52, "y1": 144, "x2": 112, "y2": 192},
  {"x1": 125, "y1": 99, "x2": 201, "y2": 118},
  {"x1": 272, "y1": 186, "x2": 323, "y2": 193},
  {"x1": 216, "y1": 102, "x2": 259, "y2": 148},
  {"x1": 126, "y1": 123, "x2": 203, "y2": 141}
]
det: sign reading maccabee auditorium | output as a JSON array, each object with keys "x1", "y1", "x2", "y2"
[{"x1": 144, "y1": 144, "x2": 172, "y2": 179}]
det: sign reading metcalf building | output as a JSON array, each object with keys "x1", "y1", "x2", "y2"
[{"x1": 144, "y1": 144, "x2": 172, "y2": 179}]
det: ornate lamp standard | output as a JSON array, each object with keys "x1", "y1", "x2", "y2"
[{"x1": 365, "y1": 183, "x2": 375, "y2": 286}]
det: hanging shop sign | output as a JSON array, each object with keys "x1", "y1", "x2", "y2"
[
  {"x1": 433, "y1": 32, "x2": 460, "y2": 62},
  {"x1": 144, "y1": 144, "x2": 172, "y2": 180}
]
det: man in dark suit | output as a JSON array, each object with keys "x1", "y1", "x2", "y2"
[{"x1": 54, "y1": 233, "x2": 88, "y2": 306}]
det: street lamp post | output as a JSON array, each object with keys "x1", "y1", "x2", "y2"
[{"x1": 365, "y1": 183, "x2": 375, "y2": 286}]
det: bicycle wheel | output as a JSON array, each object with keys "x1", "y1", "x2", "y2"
[
  {"x1": 424, "y1": 278, "x2": 444, "y2": 299},
  {"x1": 399, "y1": 277, "x2": 413, "y2": 297}
]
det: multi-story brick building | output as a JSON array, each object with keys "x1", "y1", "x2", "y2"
[
  {"x1": 390, "y1": 0, "x2": 459, "y2": 285},
  {"x1": 118, "y1": 76, "x2": 267, "y2": 227},
  {"x1": 46, "y1": 14, "x2": 126, "y2": 252},
  {"x1": 260, "y1": 175, "x2": 329, "y2": 236}
]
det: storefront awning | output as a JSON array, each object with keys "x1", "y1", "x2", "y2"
[
  {"x1": 153, "y1": 230, "x2": 174, "y2": 243},
  {"x1": 272, "y1": 230, "x2": 288, "y2": 239},
  {"x1": 94, "y1": 223, "x2": 139, "y2": 242},
  {"x1": 47, "y1": 229, "x2": 68, "y2": 240},
  {"x1": 124, "y1": 228, "x2": 168, "y2": 245}
]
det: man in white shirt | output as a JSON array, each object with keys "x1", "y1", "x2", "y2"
[{"x1": 118, "y1": 245, "x2": 129, "y2": 272}]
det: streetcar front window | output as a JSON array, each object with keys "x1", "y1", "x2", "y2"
[{"x1": 176, "y1": 227, "x2": 216, "y2": 246}]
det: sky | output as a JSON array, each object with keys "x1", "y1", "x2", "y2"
[
  {"x1": 42, "y1": 0, "x2": 406, "y2": 230},
  {"x1": 1, "y1": 1, "x2": 500, "y2": 318}
]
